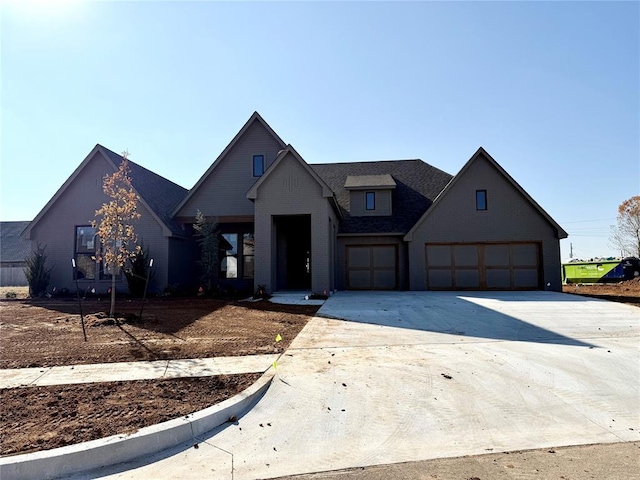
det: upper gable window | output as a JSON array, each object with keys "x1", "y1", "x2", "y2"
[
  {"x1": 253, "y1": 155, "x2": 265, "y2": 177},
  {"x1": 476, "y1": 190, "x2": 487, "y2": 211},
  {"x1": 365, "y1": 192, "x2": 376, "y2": 211}
]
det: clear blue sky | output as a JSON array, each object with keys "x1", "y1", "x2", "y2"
[{"x1": 1, "y1": 1, "x2": 638, "y2": 261}]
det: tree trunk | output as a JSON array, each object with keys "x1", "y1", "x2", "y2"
[{"x1": 110, "y1": 271, "x2": 116, "y2": 318}]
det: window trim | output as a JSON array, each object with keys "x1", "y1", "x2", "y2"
[
  {"x1": 253, "y1": 154, "x2": 265, "y2": 177},
  {"x1": 476, "y1": 190, "x2": 487, "y2": 211},
  {"x1": 365, "y1": 191, "x2": 376, "y2": 211}
]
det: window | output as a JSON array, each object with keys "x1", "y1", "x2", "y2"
[
  {"x1": 253, "y1": 155, "x2": 265, "y2": 177},
  {"x1": 365, "y1": 192, "x2": 376, "y2": 211},
  {"x1": 476, "y1": 190, "x2": 487, "y2": 211},
  {"x1": 220, "y1": 233, "x2": 238, "y2": 278},
  {"x1": 243, "y1": 233, "x2": 255, "y2": 278},
  {"x1": 74, "y1": 226, "x2": 97, "y2": 280}
]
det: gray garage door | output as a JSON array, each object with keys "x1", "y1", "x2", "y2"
[
  {"x1": 425, "y1": 243, "x2": 540, "y2": 290},
  {"x1": 347, "y1": 245, "x2": 397, "y2": 290}
]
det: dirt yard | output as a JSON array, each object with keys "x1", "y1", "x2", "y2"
[
  {"x1": 562, "y1": 278, "x2": 640, "y2": 306},
  {"x1": 0, "y1": 297, "x2": 319, "y2": 455}
]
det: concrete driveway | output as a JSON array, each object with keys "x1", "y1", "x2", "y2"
[{"x1": 89, "y1": 291, "x2": 640, "y2": 479}]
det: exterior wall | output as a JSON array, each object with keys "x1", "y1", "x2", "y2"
[
  {"x1": 349, "y1": 190, "x2": 392, "y2": 216},
  {"x1": 0, "y1": 262, "x2": 27, "y2": 286},
  {"x1": 253, "y1": 152, "x2": 338, "y2": 294},
  {"x1": 176, "y1": 121, "x2": 284, "y2": 219},
  {"x1": 28, "y1": 153, "x2": 171, "y2": 294},
  {"x1": 167, "y1": 235, "x2": 199, "y2": 292},
  {"x1": 407, "y1": 154, "x2": 562, "y2": 291},
  {"x1": 337, "y1": 235, "x2": 408, "y2": 290}
]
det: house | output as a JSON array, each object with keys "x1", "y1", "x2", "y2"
[
  {"x1": 0, "y1": 221, "x2": 32, "y2": 287},
  {"x1": 21, "y1": 145, "x2": 189, "y2": 294},
  {"x1": 21, "y1": 112, "x2": 568, "y2": 295}
]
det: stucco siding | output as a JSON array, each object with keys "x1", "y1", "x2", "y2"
[
  {"x1": 28, "y1": 153, "x2": 170, "y2": 294},
  {"x1": 253, "y1": 152, "x2": 337, "y2": 294},
  {"x1": 176, "y1": 121, "x2": 284, "y2": 219},
  {"x1": 408, "y1": 154, "x2": 562, "y2": 291}
]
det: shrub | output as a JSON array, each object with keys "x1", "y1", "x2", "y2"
[
  {"x1": 5, "y1": 291, "x2": 17, "y2": 299},
  {"x1": 124, "y1": 243, "x2": 155, "y2": 297},
  {"x1": 24, "y1": 244, "x2": 52, "y2": 297}
]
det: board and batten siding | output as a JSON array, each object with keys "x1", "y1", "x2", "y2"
[
  {"x1": 253, "y1": 152, "x2": 338, "y2": 294},
  {"x1": 407, "y1": 154, "x2": 562, "y2": 291},
  {"x1": 27, "y1": 152, "x2": 171, "y2": 294},
  {"x1": 176, "y1": 121, "x2": 284, "y2": 219}
]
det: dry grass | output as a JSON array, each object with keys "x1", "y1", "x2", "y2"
[{"x1": 0, "y1": 286, "x2": 29, "y2": 299}]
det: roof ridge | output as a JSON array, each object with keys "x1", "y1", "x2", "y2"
[{"x1": 311, "y1": 159, "x2": 423, "y2": 166}]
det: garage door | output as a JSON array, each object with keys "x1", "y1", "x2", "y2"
[
  {"x1": 347, "y1": 245, "x2": 397, "y2": 290},
  {"x1": 425, "y1": 243, "x2": 540, "y2": 290}
]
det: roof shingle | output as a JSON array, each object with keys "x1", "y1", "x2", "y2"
[
  {"x1": 1, "y1": 221, "x2": 32, "y2": 262},
  {"x1": 99, "y1": 146, "x2": 188, "y2": 236},
  {"x1": 311, "y1": 160, "x2": 453, "y2": 234}
]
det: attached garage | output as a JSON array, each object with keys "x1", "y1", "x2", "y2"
[
  {"x1": 425, "y1": 243, "x2": 541, "y2": 290},
  {"x1": 346, "y1": 245, "x2": 398, "y2": 290}
]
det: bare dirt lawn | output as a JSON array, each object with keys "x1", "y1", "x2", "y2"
[
  {"x1": 562, "y1": 278, "x2": 640, "y2": 306},
  {"x1": 0, "y1": 297, "x2": 319, "y2": 455}
]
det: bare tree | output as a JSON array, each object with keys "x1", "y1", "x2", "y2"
[
  {"x1": 610, "y1": 195, "x2": 640, "y2": 257},
  {"x1": 93, "y1": 151, "x2": 141, "y2": 317}
]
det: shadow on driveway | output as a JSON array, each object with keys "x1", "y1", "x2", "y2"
[{"x1": 316, "y1": 291, "x2": 599, "y2": 348}]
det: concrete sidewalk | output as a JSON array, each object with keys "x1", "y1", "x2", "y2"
[{"x1": 0, "y1": 355, "x2": 279, "y2": 389}]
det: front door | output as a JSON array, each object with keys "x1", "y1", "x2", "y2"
[{"x1": 275, "y1": 215, "x2": 311, "y2": 290}]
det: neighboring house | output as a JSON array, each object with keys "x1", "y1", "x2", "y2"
[
  {"x1": 21, "y1": 112, "x2": 568, "y2": 294},
  {"x1": 0, "y1": 221, "x2": 32, "y2": 286}
]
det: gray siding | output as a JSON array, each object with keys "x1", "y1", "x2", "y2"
[
  {"x1": 349, "y1": 190, "x2": 393, "y2": 216},
  {"x1": 253, "y1": 152, "x2": 338, "y2": 294},
  {"x1": 176, "y1": 121, "x2": 284, "y2": 219},
  {"x1": 337, "y1": 235, "x2": 408, "y2": 290},
  {"x1": 28, "y1": 152, "x2": 171, "y2": 294},
  {"x1": 407, "y1": 154, "x2": 562, "y2": 291},
  {"x1": 1, "y1": 263, "x2": 27, "y2": 286}
]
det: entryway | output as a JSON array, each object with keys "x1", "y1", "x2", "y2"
[{"x1": 275, "y1": 215, "x2": 311, "y2": 290}]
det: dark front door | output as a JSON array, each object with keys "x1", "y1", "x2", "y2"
[{"x1": 275, "y1": 215, "x2": 311, "y2": 290}]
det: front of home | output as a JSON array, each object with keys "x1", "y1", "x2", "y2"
[{"x1": 20, "y1": 112, "x2": 568, "y2": 295}]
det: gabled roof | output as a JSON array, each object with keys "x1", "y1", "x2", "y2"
[
  {"x1": 99, "y1": 146, "x2": 187, "y2": 236},
  {"x1": 1, "y1": 221, "x2": 32, "y2": 262},
  {"x1": 345, "y1": 174, "x2": 396, "y2": 190},
  {"x1": 404, "y1": 147, "x2": 568, "y2": 241},
  {"x1": 247, "y1": 144, "x2": 337, "y2": 201},
  {"x1": 23, "y1": 145, "x2": 188, "y2": 239},
  {"x1": 172, "y1": 112, "x2": 286, "y2": 217},
  {"x1": 311, "y1": 159, "x2": 452, "y2": 234}
]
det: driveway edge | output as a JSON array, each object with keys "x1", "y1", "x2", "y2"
[{"x1": 0, "y1": 368, "x2": 275, "y2": 480}]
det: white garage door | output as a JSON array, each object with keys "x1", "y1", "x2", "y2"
[
  {"x1": 347, "y1": 245, "x2": 397, "y2": 290},
  {"x1": 425, "y1": 243, "x2": 540, "y2": 290}
]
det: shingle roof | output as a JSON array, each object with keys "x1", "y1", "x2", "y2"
[
  {"x1": 1, "y1": 221, "x2": 32, "y2": 262},
  {"x1": 311, "y1": 160, "x2": 453, "y2": 234},
  {"x1": 99, "y1": 146, "x2": 188, "y2": 236},
  {"x1": 345, "y1": 174, "x2": 396, "y2": 189}
]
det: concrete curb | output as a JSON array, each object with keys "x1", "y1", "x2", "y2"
[{"x1": 0, "y1": 368, "x2": 275, "y2": 480}]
